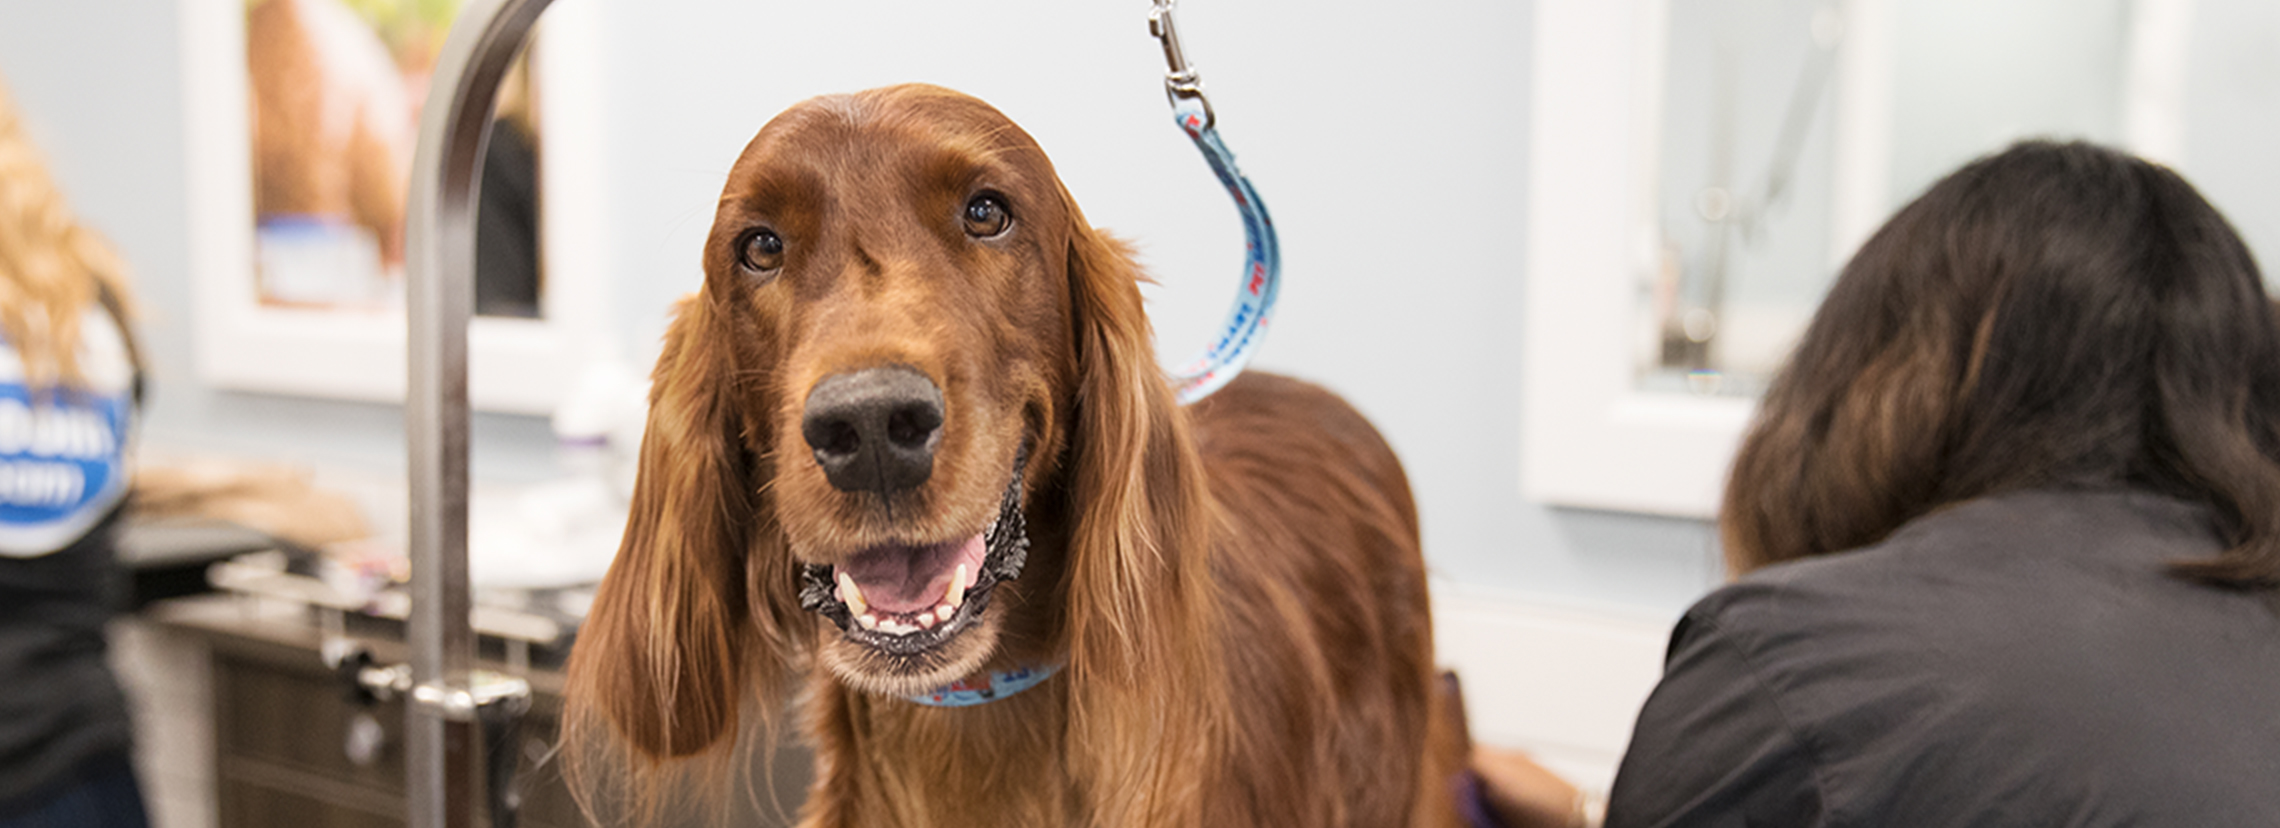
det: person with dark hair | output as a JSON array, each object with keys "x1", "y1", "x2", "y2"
[
  {"x1": 1603, "y1": 141, "x2": 2280, "y2": 827},
  {"x1": 0, "y1": 78, "x2": 149, "y2": 828}
]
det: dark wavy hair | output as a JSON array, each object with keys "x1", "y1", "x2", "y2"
[{"x1": 1723, "y1": 140, "x2": 2280, "y2": 589}]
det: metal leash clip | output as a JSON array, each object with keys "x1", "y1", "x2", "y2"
[{"x1": 1149, "y1": 0, "x2": 1215, "y2": 130}]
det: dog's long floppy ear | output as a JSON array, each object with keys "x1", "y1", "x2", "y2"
[
  {"x1": 563, "y1": 293, "x2": 805, "y2": 786},
  {"x1": 1059, "y1": 199, "x2": 1228, "y2": 824},
  {"x1": 565, "y1": 295, "x2": 751, "y2": 762}
]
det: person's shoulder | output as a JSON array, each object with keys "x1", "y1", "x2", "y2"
[
  {"x1": 1683, "y1": 486, "x2": 2226, "y2": 676},
  {"x1": 1681, "y1": 526, "x2": 1934, "y2": 650},
  {"x1": 1705, "y1": 487, "x2": 2207, "y2": 609},
  {"x1": 1682, "y1": 497, "x2": 2008, "y2": 659}
]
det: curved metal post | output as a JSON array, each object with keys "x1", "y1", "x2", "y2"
[{"x1": 403, "y1": 0, "x2": 552, "y2": 825}]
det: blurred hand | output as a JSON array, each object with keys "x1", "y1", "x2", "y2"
[{"x1": 1472, "y1": 745, "x2": 1589, "y2": 828}]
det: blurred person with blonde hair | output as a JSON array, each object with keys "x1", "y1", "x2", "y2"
[{"x1": 0, "y1": 75, "x2": 150, "y2": 828}]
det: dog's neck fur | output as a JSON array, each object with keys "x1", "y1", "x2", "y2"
[{"x1": 804, "y1": 674, "x2": 1079, "y2": 827}]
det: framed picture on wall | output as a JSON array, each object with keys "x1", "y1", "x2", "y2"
[{"x1": 180, "y1": 0, "x2": 612, "y2": 415}]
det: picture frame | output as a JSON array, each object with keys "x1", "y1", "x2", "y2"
[{"x1": 179, "y1": 0, "x2": 611, "y2": 416}]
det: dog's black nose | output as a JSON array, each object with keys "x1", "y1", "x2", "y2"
[{"x1": 802, "y1": 366, "x2": 945, "y2": 495}]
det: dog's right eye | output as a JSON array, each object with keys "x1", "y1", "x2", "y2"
[
  {"x1": 739, "y1": 229, "x2": 785, "y2": 273},
  {"x1": 962, "y1": 194, "x2": 1012, "y2": 238}
]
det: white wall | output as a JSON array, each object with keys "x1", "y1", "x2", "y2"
[
  {"x1": 2181, "y1": 0, "x2": 2280, "y2": 271},
  {"x1": 1887, "y1": 0, "x2": 2130, "y2": 204}
]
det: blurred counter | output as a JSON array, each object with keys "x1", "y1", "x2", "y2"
[{"x1": 146, "y1": 593, "x2": 587, "y2": 828}]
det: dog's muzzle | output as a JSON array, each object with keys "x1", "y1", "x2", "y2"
[{"x1": 798, "y1": 450, "x2": 1032, "y2": 656}]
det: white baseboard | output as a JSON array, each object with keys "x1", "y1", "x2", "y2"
[{"x1": 1432, "y1": 585, "x2": 1679, "y2": 793}]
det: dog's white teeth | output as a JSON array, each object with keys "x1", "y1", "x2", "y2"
[
  {"x1": 934, "y1": 604, "x2": 956, "y2": 622},
  {"x1": 836, "y1": 572, "x2": 869, "y2": 617},
  {"x1": 857, "y1": 613, "x2": 878, "y2": 631},
  {"x1": 916, "y1": 612, "x2": 936, "y2": 629},
  {"x1": 947, "y1": 564, "x2": 968, "y2": 609}
]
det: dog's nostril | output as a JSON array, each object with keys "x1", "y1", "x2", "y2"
[
  {"x1": 814, "y1": 420, "x2": 861, "y2": 458},
  {"x1": 885, "y1": 404, "x2": 942, "y2": 449}
]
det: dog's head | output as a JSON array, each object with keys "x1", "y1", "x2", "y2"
[
  {"x1": 721, "y1": 83, "x2": 1088, "y2": 697},
  {"x1": 566, "y1": 85, "x2": 1215, "y2": 770}
]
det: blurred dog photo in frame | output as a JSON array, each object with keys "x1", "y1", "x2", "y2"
[{"x1": 244, "y1": 0, "x2": 541, "y2": 316}]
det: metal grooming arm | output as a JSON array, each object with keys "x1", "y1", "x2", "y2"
[{"x1": 403, "y1": 0, "x2": 553, "y2": 825}]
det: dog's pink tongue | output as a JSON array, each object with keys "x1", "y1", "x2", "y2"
[{"x1": 838, "y1": 534, "x2": 987, "y2": 615}]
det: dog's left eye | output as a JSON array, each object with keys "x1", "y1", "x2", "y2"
[
  {"x1": 739, "y1": 229, "x2": 785, "y2": 273},
  {"x1": 962, "y1": 194, "x2": 1012, "y2": 238}
]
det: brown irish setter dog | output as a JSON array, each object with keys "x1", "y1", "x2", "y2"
[{"x1": 563, "y1": 83, "x2": 1460, "y2": 827}]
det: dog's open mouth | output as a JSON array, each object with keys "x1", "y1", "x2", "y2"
[{"x1": 798, "y1": 457, "x2": 1030, "y2": 656}]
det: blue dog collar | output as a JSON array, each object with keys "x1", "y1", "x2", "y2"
[{"x1": 905, "y1": 663, "x2": 1062, "y2": 707}]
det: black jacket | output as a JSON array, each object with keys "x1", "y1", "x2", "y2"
[
  {"x1": 1607, "y1": 488, "x2": 2280, "y2": 828},
  {"x1": 0, "y1": 504, "x2": 132, "y2": 809}
]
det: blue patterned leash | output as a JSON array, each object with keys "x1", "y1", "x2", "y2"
[
  {"x1": 902, "y1": 1, "x2": 1276, "y2": 709},
  {"x1": 1152, "y1": 0, "x2": 1281, "y2": 406}
]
